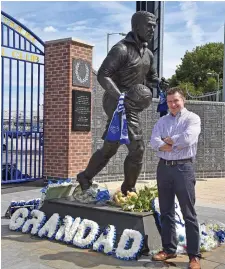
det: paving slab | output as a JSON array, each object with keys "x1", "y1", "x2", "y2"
[
  {"x1": 203, "y1": 252, "x2": 225, "y2": 264},
  {"x1": 214, "y1": 265, "x2": 225, "y2": 269},
  {"x1": 4, "y1": 262, "x2": 55, "y2": 269},
  {"x1": 199, "y1": 259, "x2": 222, "y2": 269}
]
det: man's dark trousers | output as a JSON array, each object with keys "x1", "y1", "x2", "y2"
[{"x1": 157, "y1": 159, "x2": 200, "y2": 258}]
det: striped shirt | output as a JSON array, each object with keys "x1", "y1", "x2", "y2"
[{"x1": 150, "y1": 108, "x2": 201, "y2": 160}]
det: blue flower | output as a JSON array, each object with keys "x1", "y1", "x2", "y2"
[
  {"x1": 96, "y1": 190, "x2": 110, "y2": 203},
  {"x1": 215, "y1": 230, "x2": 225, "y2": 243}
]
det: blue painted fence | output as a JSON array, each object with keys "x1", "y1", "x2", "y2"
[{"x1": 1, "y1": 11, "x2": 45, "y2": 183}]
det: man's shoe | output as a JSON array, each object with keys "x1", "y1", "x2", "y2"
[
  {"x1": 152, "y1": 251, "x2": 177, "y2": 261},
  {"x1": 188, "y1": 257, "x2": 201, "y2": 269}
]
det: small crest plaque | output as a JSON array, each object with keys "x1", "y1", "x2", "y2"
[{"x1": 72, "y1": 59, "x2": 91, "y2": 88}]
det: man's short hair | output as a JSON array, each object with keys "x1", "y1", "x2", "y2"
[
  {"x1": 167, "y1": 87, "x2": 185, "y2": 98},
  {"x1": 131, "y1": 11, "x2": 156, "y2": 29}
]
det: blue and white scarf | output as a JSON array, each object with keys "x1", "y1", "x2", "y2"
[
  {"x1": 157, "y1": 89, "x2": 168, "y2": 113},
  {"x1": 105, "y1": 93, "x2": 130, "y2": 145}
]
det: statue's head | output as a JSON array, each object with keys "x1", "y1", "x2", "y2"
[{"x1": 131, "y1": 11, "x2": 156, "y2": 42}]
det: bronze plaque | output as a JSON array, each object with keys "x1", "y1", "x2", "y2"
[{"x1": 72, "y1": 90, "x2": 91, "y2": 131}]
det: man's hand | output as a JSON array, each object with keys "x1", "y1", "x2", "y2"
[
  {"x1": 159, "y1": 144, "x2": 172, "y2": 152},
  {"x1": 162, "y1": 137, "x2": 174, "y2": 145}
]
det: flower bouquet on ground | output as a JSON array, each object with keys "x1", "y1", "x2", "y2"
[
  {"x1": 41, "y1": 179, "x2": 73, "y2": 200},
  {"x1": 200, "y1": 220, "x2": 225, "y2": 252},
  {"x1": 112, "y1": 185, "x2": 158, "y2": 212},
  {"x1": 72, "y1": 182, "x2": 111, "y2": 205},
  {"x1": 4, "y1": 199, "x2": 41, "y2": 218}
]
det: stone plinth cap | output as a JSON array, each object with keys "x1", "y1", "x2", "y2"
[{"x1": 45, "y1": 37, "x2": 94, "y2": 48}]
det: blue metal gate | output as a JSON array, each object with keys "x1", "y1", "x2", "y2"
[{"x1": 1, "y1": 11, "x2": 45, "y2": 183}]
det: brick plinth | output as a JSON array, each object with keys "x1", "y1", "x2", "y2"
[{"x1": 44, "y1": 38, "x2": 93, "y2": 180}]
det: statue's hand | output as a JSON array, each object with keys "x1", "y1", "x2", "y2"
[{"x1": 159, "y1": 77, "x2": 169, "y2": 90}]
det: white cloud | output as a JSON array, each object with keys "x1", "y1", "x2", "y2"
[
  {"x1": 162, "y1": 1, "x2": 224, "y2": 78},
  {"x1": 66, "y1": 25, "x2": 86, "y2": 31},
  {"x1": 43, "y1": 26, "x2": 58, "y2": 33},
  {"x1": 163, "y1": 32, "x2": 184, "y2": 78},
  {"x1": 17, "y1": 17, "x2": 28, "y2": 26},
  {"x1": 25, "y1": 13, "x2": 36, "y2": 19},
  {"x1": 90, "y1": 1, "x2": 133, "y2": 14},
  {"x1": 72, "y1": 20, "x2": 88, "y2": 26},
  {"x1": 179, "y1": 1, "x2": 204, "y2": 46},
  {"x1": 66, "y1": 19, "x2": 96, "y2": 31},
  {"x1": 164, "y1": 10, "x2": 186, "y2": 26}
]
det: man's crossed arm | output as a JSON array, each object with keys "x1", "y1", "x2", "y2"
[
  {"x1": 150, "y1": 113, "x2": 201, "y2": 152},
  {"x1": 150, "y1": 119, "x2": 172, "y2": 152}
]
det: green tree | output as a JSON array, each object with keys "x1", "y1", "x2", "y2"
[
  {"x1": 169, "y1": 42, "x2": 224, "y2": 93},
  {"x1": 168, "y1": 74, "x2": 179, "y2": 87},
  {"x1": 177, "y1": 82, "x2": 203, "y2": 97},
  {"x1": 205, "y1": 77, "x2": 217, "y2": 93}
]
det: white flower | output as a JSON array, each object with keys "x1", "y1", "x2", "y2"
[
  {"x1": 9, "y1": 208, "x2": 29, "y2": 231},
  {"x1": 38, "y1": 213, "x2": 60, "y2": 239},
  {"x1": 55, "y1": 215, "x2": 74, "y2": 241},
  {"x1": 177, "y1": 245, "x2": 186, "y2": 254},
  {"x1": 48, "y1": 182, "x2": 72, "y2": 189},
  {"x1": 174, "y1": 197, "x2": 185, "y2": 226},
  {"x1": 115, "y1": 229, "x2": 143, "y2": 260},
  {"x1": 200, "y1": 223, "x2": 219, "y2": 251},
  {"x1": 153, "y1": 197, "x2": 160, "y2": 213},
  {"x1": 64, "y1": 217, "x2": 81, "y2": 243},
  {"x1": 93, "y1": 225, "x2": 116, "y2": 254},
  {"x1": 73, "y1": 219, "x2": 99, "y2": 248},
  {"x1": 22, "y1": 210, "x2": 46, "y2": 235}
]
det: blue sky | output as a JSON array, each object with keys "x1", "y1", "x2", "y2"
[{"x1": 1, "y1": 1, "x2": 225, "y2": 79}]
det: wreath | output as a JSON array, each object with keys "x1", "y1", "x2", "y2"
[{"x1": 75, "y1": 62, "x2": 89, "y2": 84}]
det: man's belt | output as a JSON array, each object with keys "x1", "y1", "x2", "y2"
[{"x1": 160, "y1": 158, "x2": 193, "y2": 166}]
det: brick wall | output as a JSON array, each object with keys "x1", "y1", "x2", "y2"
[
  {"x1": 44, "y1": 38, "x2": 93, "y2": 180},
  {"x1": 68, "y1": 43, "x2": 92, "y2": 178}
]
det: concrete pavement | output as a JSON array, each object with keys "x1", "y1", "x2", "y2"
[{"x1": 1, "y1": 178, "x2": 225, "y2": 269}]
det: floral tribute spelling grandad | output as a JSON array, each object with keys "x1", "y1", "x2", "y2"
[
  {"x1": 8, "y1": 181, "x2": 225, "y2": 261},
  {"x1": 9, "y1": 208, "x2": 144, "y2": 260},
  {"x1": 93, "y1": 225, "x2": 116, "y2": 255}
]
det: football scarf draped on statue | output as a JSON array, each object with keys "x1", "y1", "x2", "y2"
[{"x1": 105, "y1": 93, "x2": 130, "y2": 145}]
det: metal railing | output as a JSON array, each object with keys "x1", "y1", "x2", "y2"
[
  {"x1": 186, "y1": 89, "x2": 222, "y2": 102},
  {"x1": 1, "y1": 11, "x2": 45, "y2": 183}
]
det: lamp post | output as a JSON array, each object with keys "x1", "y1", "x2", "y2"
[
  {"x1": 207, "y1": 72, "x2": 220, "y2": 101},
  {"x1": 107, "y1": 32, "x2": 126, "y2": 53},
  {"x1": 223, "y1": 23, "x2": 225, "y2": 102}
]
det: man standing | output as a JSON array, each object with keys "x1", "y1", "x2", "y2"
[
  {"x1": 150, "y1": 87, "x2": 201, "y2": 269},
  {"x1": 77, "y1": 11, "x2": 168, "y2": 195}
]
